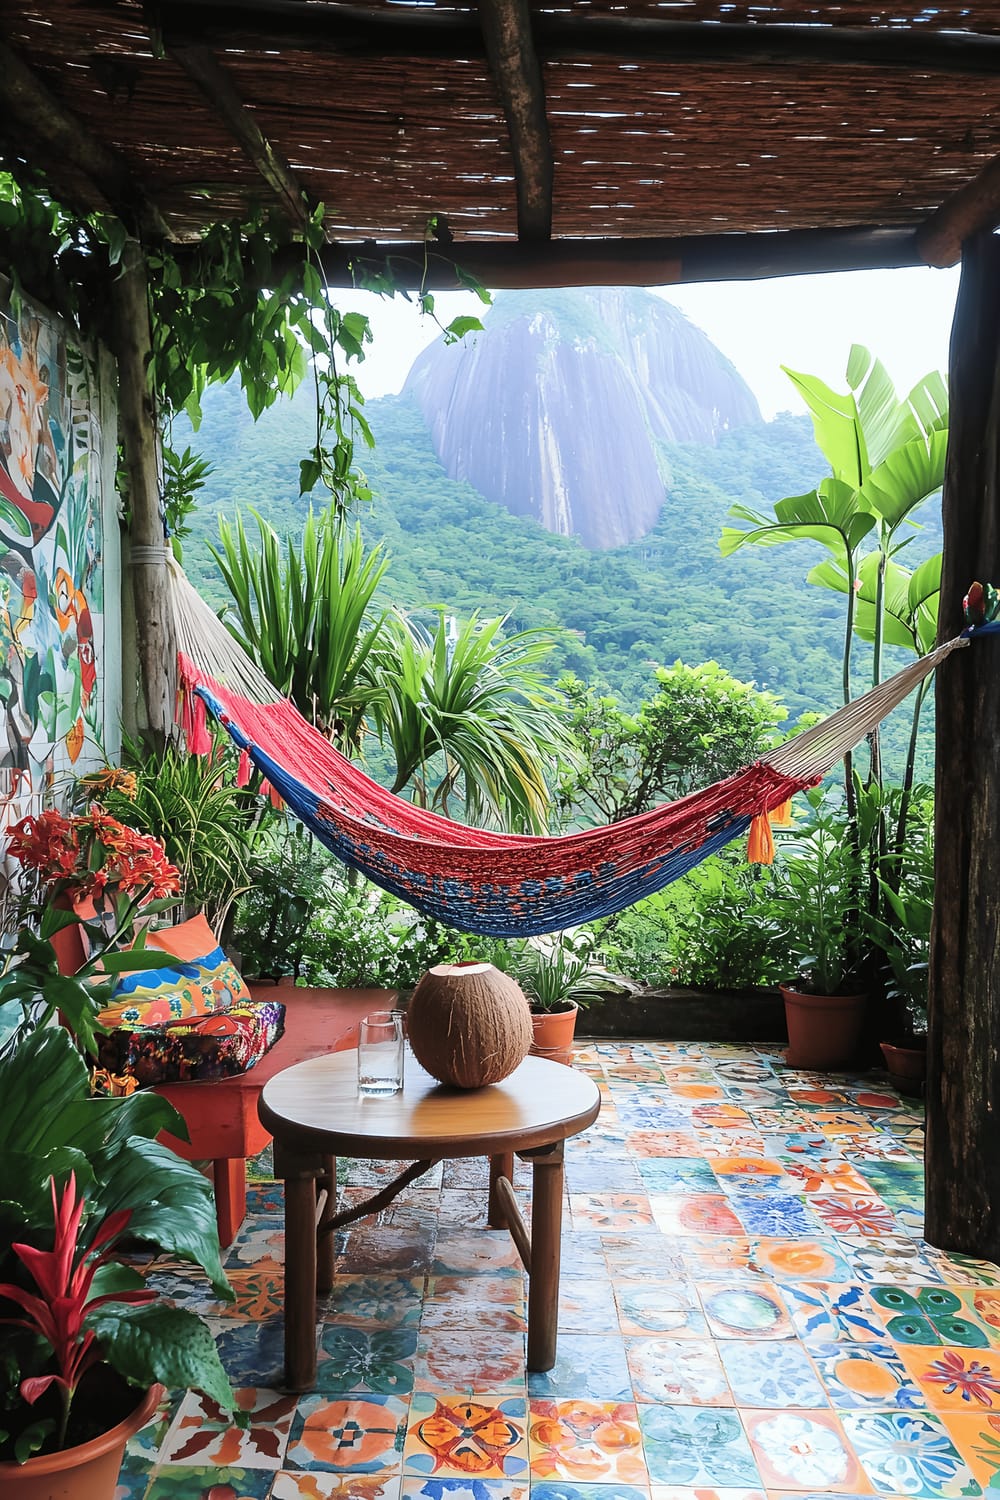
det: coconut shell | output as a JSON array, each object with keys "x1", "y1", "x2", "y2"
[{"x1": 406, "y1": 962, "x2": 533, "y2": 1089}]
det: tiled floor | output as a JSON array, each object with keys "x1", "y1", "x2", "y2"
[{"x1": 119, "y1": 1038, "x2": 1000, "y2": 1500}]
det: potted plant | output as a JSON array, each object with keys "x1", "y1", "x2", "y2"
[
  {"x1": 0, "y1": 1017, "x2": 239, "y2": 1495},
  {"x1": 866, "y1": 790, "x2": 933, "y2": 1095},
  {"x1": 506, "y1": 932, "x2": 606, "y2": 1066},
  {"x1": 770, "y1": 790, "x2": 867, "y2": 1070}
]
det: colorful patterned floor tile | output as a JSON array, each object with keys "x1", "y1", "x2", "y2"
[
  {"x1": 326, "y1": 1275, "x2": 426, "y2": 1329},
  {"x1": 160, "y1": 1387, "x2": 298, "y2": 1467},
  {"x1": 557, "y1": 1276, "x2": 619, "y2": 1333},
  {"x1": 749, "y1": 1237, "x2": 853, "y2": 1283},
  {"x1": 528, "y1": 1398, "x2": 647, "y2": 1485},
  {"x1": 637, "y1": 1405, "x2": 761, "y2": 1488},
  {"x1": 839, "y1": 1407, "x2": 983, "y2": 1497},
  {"x1": 741, "y1": 1408, "x2": 864, "y2": 1492},
  {"x1": 727, "y1": 1194, "x2": 822, "y2": 1238},
  {"x1": 897, "y1": 1345, "x2": 1000, "y2": 1411},
  {"x1": 717, "y1": 1339, "x2": 828, "y2": 1407},
  {"x1": 679, "y1": 1236, "x2": 756, "y2": 1279},
  {"x1": 413, "y1": 1333, "x2": 526, "y2": 1394},
  {"x1": 711, "y1": 1157, "x2": 794, "y2": 1193},
  {"x1": 808, "y1": 1340, "x2": 924, "y2": 1408},
  {"x1": 403, "y1": 1393, "x2": 529, "y2": 1481},
  {"x1": 834, "y1": 1232, "x2": 944, "y2": 1284},
  {"x1": 635, "y1": 1157, "x2": 720, "y2": 1194},
  {"x1": 566, "y1": 1159, "x2": 645, "y2": 1193},
  {"x1": 938, "y1": 1408, "x2": 1000, "y2": 1491},
  {"x1": 339, "y1": 1226, "x2": 438, "y2": 1276},
  {"x1": 570, "y1": 1193, "x2": 656, "y2": 1230},
  {"x1": 648, "y1": 1195, "x2": 744, "y2": 1238},
  {"x1": 527, "y1": 1334, "x2": 633, "y2": 1401},
  {"x1": 144, "y1": 1467, "x2": 275, "y2": 1497},
  {"x1": 625, "y1": 1337, "x2": 731, "y2": 1405},
  {"x1": 780, "y1": 1158, "x2": 873, "y2": 1196},
  {"x1": 532, "y1": 1484, "x2": 648, "y2": 1500},
  {"x1": 807, "y1": 1193, "x2": 897, "y2": 1237},
  {"x1": 868, "y1": 1285, "x2": 992, "y2": 1347},
  {"x1": 274, "y1": 1471, "x2": 402, "y2": 1498},
  {"x1": 400, "y1": 1481, "x2": 527, "y2": 1500},
  {"x1": 647, "y1": 1489, "x2": 765, "y2": 1500},
  {"x1": 615, "y1": 1281, "x2": 708, "y2": 1337},
  {"x1": 208, "y1": 1316, "x2": 292, "y2": 1386},
  {"x1": 431, "y1": 1231, "x2": 524, "y2": 1277},
  {"x1": 316, "y1": 1324, "x2": 418, "y2": 1395},
  {"x1": 603, "y1": 1232, "x2": 688, "y2": 1282},
  {"x1": 286, "y1": 1393, "x2": 409, "y2": 1473},
  {"x1": 778, "y1": 1282, "x2": 890, "y2": 1344},
  {"x1": 928, "y1": 1251, "x2": 1000, "y2": 1289},
  {"x1": 696, "y1": 1283, "x2": 794, "y2": 1340},
  {"x1": 626, "y1": 1128, "x2": 703, "y2": 1157}
]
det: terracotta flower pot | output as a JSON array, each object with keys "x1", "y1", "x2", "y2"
[
  {"x1": 49, "y1": 893, "x2": 98, "y2": 976},
  {"x1": 880, "y1": 1038, "x2": 927, "y2": 1098},
  {"x1": 780, "y1": 983, "x2": 866, "y2": 1070},
  {"x1": 0, "y1": 1384, "x2": 162, "y2": 1500},
  {"x1": 529, "y1": 1001, "x2": 579, "y2": 1067}
]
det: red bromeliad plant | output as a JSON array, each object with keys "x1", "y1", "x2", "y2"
[{"x1": 0, "y1": 1172, "x2": 155, "y2": 1452}]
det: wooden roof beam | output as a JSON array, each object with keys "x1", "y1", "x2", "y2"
[
  {"x1": 166, "y1": 44, "x2": 313, "y2": 233},
  {"x1": 477, "y1": 0, "x2": 552, "y2": 244},
  {"x1": 917, "y1": 156, "x2": 1000, "y2": 267},
  {"x1": 156, "y1": 2, "x2": 1000, "y2": 78},
  {"x1": 0, "y1": 39, "x2": 171, "y2": 242},
  {"x1": 234, "y1": 224, "x2": 922, "y2": 293}
]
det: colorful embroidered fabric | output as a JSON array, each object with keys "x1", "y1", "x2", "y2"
[
  {"x1": 95, "y1": 1000, "x2": 286, "y2": 1086},
  {"x1": 99, "y1": 942, "x2": 251, "y2": 1026}
]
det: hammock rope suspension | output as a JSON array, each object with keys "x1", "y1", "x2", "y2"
[{"x1": 164, "y1": 557, "x2": 988, "y2": 938}]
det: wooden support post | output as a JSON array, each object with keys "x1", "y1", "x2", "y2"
[
  {"x1": 316, "y1": 1154, "x2": 337, "y2": 1292},
  {"x1": 925, "y1": 230, "x2": 1000, "y2": 1262},
  {"x1": 109, "y1": 240, "x2": 175, "y2": 745}
]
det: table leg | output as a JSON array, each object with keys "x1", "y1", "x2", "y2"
[
  {"x1": 488, "y1": 1152, "x2": 514, "y2": 1227},
  {"x1": 317, "y1": 1154, "x2": 338, "y2": 1292},
  {"x1": 284, "y1": 1171, "x2": 319, "y2": 1391},
  {"x1": 526, "y1": 1141, "x2": 565, "y2": 1372}
]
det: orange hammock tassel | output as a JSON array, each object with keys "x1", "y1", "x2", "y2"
[
  {"x1": 770, "y1": 798, "x2": 793, "y2": 827},
  {"x1": 747, "y1": 811, "x2": 776, "y2": 865}
]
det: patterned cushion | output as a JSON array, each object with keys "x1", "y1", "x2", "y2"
[
  {"x1": 95, "y1": 1000, "x2": 286, "y2": 1086},
  {"x1": 98, "y1": 916, "x2": 251, "y2": 1027}
]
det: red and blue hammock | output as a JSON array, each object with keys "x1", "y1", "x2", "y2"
[{"x1": 169, "y1": 560, "x2": 995, "y2": 938}]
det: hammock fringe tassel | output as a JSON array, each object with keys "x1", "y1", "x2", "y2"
[{"x1": 161, "y1": 554, "x2": 988, "y2": 937}]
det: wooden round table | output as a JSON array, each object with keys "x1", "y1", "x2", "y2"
[{"x1": 259, "y1": 1050, "x2": 601, "y2": 1389}]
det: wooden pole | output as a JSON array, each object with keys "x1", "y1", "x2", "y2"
[
  {"x1": 916, "y1": 155, "x2": 1000, "y2": 268},
  {"x1": 109, "y1": 240, "x2": 175, "y2": 747},
  {"x1": 924, "y1": 230, "x2": 1000, "y2": 1262}
]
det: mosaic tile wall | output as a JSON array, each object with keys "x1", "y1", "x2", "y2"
[{"x1": 120, "y1": 1039, "x2": 1000, "y2": 1500}]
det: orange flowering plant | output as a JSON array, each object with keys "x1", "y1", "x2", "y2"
[
  {"x1": 6, "y1": 808, "x2": 180, "y2": 905},
  {"x1": 0, "y1": 810, "x2": 181, "y2": 1061}
]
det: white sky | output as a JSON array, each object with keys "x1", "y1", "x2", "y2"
[{"x1": 334, "y1": 264, "x2": 961, "y2": 420}]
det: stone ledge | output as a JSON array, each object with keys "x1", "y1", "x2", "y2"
[{"x1": 578, "y1": 985, "x2": 788, "y2": 1044}]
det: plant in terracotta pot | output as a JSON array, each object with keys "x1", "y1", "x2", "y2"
[
  {"x1": 769, "y1": 791, "x2": 867, "y2": 1070},
  {"x1": 865, "y1": 790, "x2": 933, "y2": 1095},
  {"x1": 0, "y1": 1019, "x2": 239, "y2": 1492},
  {"x1": 506, "y1": 931, "x2": 606, "y2": 1066}
]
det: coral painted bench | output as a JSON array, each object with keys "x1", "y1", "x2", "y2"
[{"x1": 154, "y1": 982, "x2": 396, "y2": 1245}]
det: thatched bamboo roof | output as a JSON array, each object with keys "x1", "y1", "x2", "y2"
[{"x1": 3, "y1": 2, "x2": 1000, "y2": 285}]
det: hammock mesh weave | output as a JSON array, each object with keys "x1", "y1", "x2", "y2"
[{"x1": 165, "y1": 556, "x2": 979, "y2": 938}]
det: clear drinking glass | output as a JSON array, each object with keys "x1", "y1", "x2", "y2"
[{"x1": 357, "y1": 1009, "x2": 405, "y2": 1096}]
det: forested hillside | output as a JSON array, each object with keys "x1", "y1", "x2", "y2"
[{"x1": 179, "y1": 370, "x2": 941, "y2": 777}]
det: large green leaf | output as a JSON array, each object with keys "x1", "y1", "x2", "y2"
[
  {"x1": 722, "y1": 481, "x2": 875, "y2": 564},
  {"x1": 90, "y1": 1137, "x2": 230, "y2": 1297},
  {"x1": 857, "y1": 429, "x2": 948, "y2": 531},
  {"x1": 782, "y1": 366, "x2": 867, "y2": 486},
  {"x1": 853, "y1": 557, "x2": 918, "y2": 650},
  {"x1": 847, "y1": 344, "x2": 920, "y2": 470},
  {"x1": 88, "y1": 1302, "x2": 236, "y2": 1414}
]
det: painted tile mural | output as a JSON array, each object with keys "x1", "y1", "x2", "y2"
[
  {"x1": 0, "y1": 282, "x2": 115, "y2": 814},
  {"x1": 121, "y1": 1038, "x2": 1000, "y2": 1498}
]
